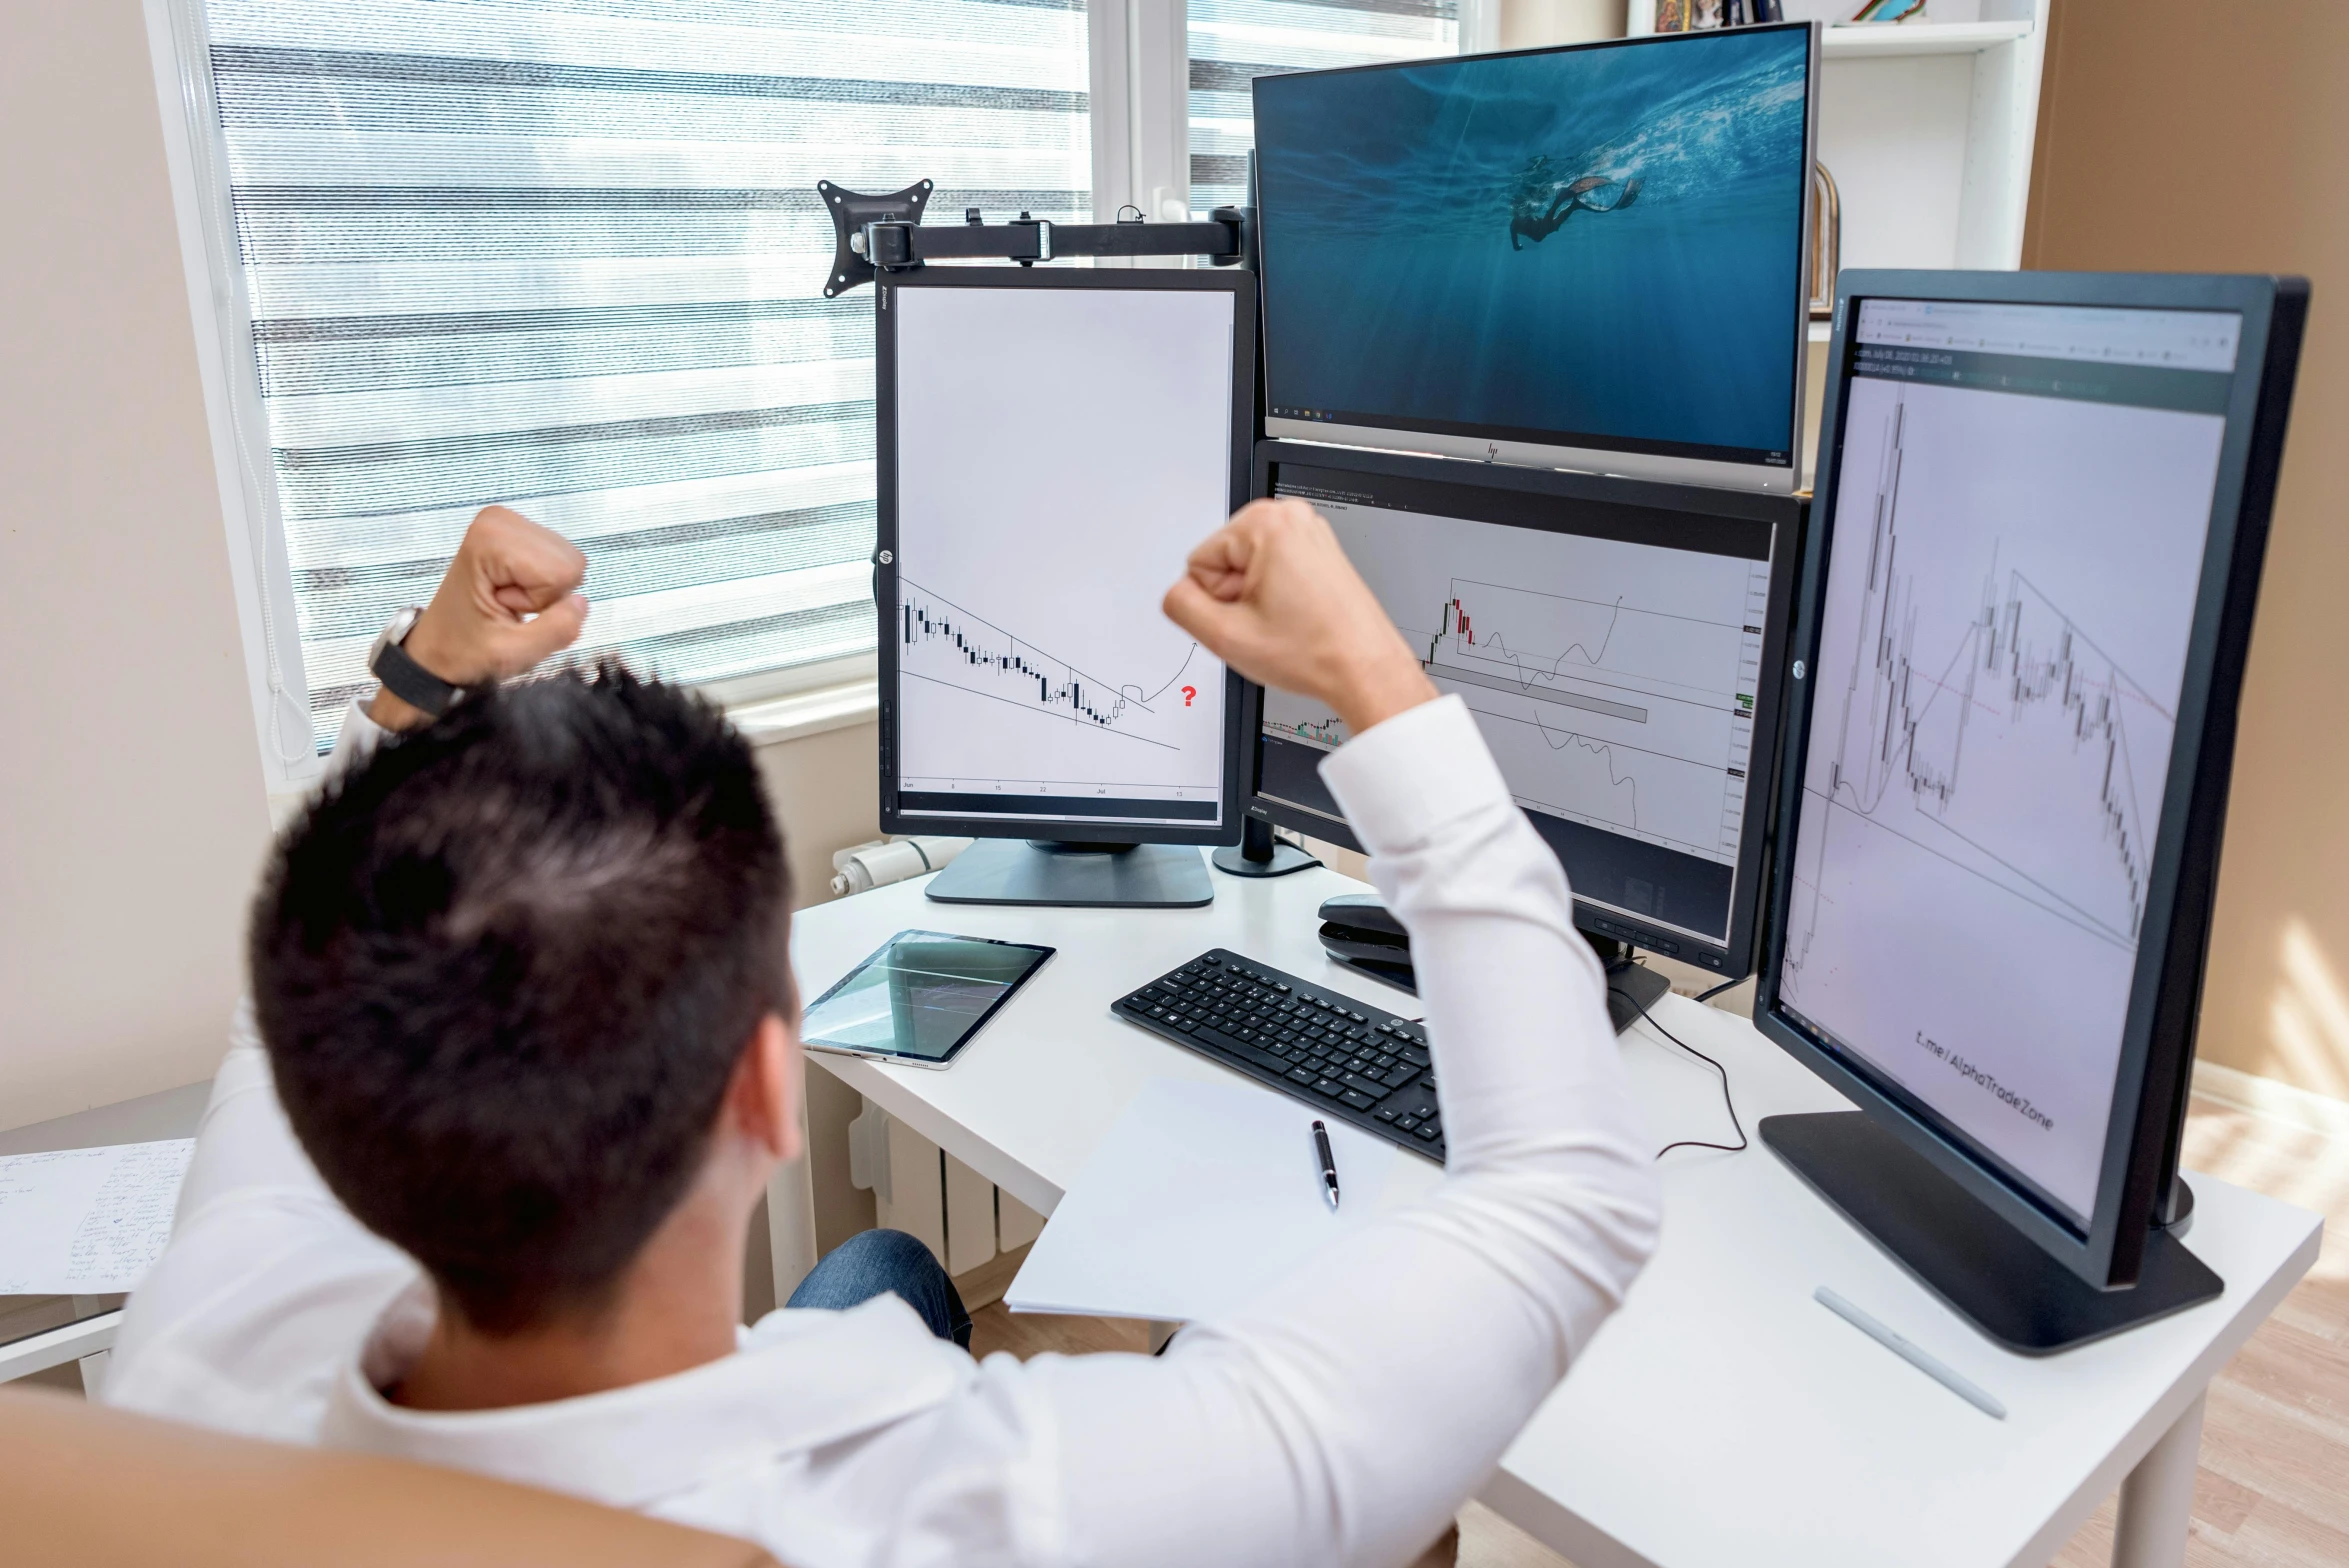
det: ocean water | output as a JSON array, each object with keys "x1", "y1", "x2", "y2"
[{"x1": 1255, "y1": 30, "x2": 1810, "y2": 459}]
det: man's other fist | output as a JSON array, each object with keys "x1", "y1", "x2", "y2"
[{"x1": 369, "y1": 506, "x2": 589, "y2": 731}]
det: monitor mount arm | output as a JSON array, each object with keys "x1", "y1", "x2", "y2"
[{"x1": 818, "y1": 179, "x2": 1251, "y2": 298}]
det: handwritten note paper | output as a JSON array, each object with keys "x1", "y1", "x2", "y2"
[{"x1": 0, "y1": 1140, "x2": 195, "y2": 1295}]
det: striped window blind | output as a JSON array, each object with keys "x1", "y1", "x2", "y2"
[
  {"x1": 189, "y1": 0, "x2": 1092, "y2": 754},
  {"x1": 1187, "y1": 0, "x2": 1458, "y2": 214}
]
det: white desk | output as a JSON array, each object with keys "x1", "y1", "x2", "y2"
[{"x1": 788, "y1": 856, "x2": 2321, "y2": 1568}]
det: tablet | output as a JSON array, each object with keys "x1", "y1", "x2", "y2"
[{"x1": 799, "y1": 930, "x2": 1054, "y2": 1069}]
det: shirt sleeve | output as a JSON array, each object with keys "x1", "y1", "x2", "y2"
[
  {"x1": 104, "y1": 697, "x2": 420, "y2": 1434},
  {"x1": 149, "y1": 697, "x2": 388, "y2": 1233},
  {"x1": 996, "y1": 694, "x2": 1662, "y2": 1568}
]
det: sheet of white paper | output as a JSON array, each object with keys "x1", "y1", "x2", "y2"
[
  {"x1": 1006, "y1": 1077, "x2": 1399, "y2": 1323},
  {"x1": 0, "y1": 1140, "x2": 195, "y2": 1295}
]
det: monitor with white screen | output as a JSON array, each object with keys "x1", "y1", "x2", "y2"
[
  {"x1": 1252, "y1": 25, "x2": 1817, "y2": 492},
  {"x1": 1756, "y1": 271, "x2": 2307, "y2": 1347},
  {"x1": 875, "y1": 269, "x2": 1254, "y2": 907},
  {"x1": 1248, "y1": 443, "x2": 1801, "y2": 979}
]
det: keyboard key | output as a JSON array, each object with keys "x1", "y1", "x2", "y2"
[
  {"x1": 1193, "y1": 1026, "x2": 1290, "y2": 1077},
  {"x1": 1287, "y1": 1067, "x2": 1316, "y2": 1086},
  {"x1": 1341, "y1": 1090, "x2": 1378, "y2": 1111},
  {"x1": 1375, "y1": 1107, "x2": 1399, "y2": 1123},
  {"x1": 1339, "y1": 1073, "x2": 1389, "y2": 1102},
  {"x1": 1312, "y1": 1078, "x2": 1345, "y2": 1099},
  {"x1": 1414, "y1": 1122, "x2": 1440, "y2": 1141},
  {"x1": 1381, "y1": 1065, "x2": 1417, "y2": 1089},
  {"x1": 1396, "y1": 1116, "x2": 1420, "y2": 1132}
]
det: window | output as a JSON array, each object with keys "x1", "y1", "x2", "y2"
[
  {"x1": 1187, "y1": 0, "x2": 1460, "y2": 214},
  {"x1": 165, "y1": 0, "x2": 1092, "y2": 767}
]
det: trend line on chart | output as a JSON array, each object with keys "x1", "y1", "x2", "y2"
[
  {"x1": 899, "y1": 579, "x2": 1200, "y2": 738},
  {"x1": 1424, "y1": 585, "x2": 1626, "y2": 680},
  {"x1": 1416, "y1": 577, "x2": 1756, "y2": 716},
  {"x1": 1789, "y1": 390, "x2": 2168, "y2": 977}
]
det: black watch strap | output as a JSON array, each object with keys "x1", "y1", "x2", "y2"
[{"x1": 372, "y1": 633, "x2": 462, "y2": 719}]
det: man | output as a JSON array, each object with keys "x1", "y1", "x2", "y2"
[{"x1": 108, "y1": 500, "x2": 1660, "y2": 1567}]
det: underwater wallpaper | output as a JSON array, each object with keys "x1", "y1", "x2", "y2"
[{"x1": 1255, "y1": 28, "x2": 1811, "y2": 463}]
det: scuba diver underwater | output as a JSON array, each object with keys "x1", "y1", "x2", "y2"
[{"x1": 1508, "y1": 157, "x2": 1643, "y2": 250}]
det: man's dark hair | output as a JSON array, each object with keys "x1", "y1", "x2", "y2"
[{"x1": 251, "y1": 662, "x2": 793, "y2": 1335}]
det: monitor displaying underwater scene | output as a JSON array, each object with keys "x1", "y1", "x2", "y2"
[{"x1": 1254, "y1": 26, "x2": 1813, "y2": 470}]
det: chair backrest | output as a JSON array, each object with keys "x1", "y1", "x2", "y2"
[{"x1": 1, "y1": 1385, "x2": 784, "y2": 1568}]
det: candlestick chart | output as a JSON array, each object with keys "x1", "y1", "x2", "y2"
[
  {"x1": 1262, "y1": 502, "x2": 1769, "y2": 863},
  {"x1": 898, "y1": 580, "x2": 1203, "y2": 753}
]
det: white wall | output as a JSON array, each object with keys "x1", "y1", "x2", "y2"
[{"x1": 0, "y1": 4, "x2": 275, "y2": 1133}]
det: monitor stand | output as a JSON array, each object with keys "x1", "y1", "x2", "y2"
[
  {"x1": 924, "y1": 838, "x2": 1213, "y2": 908},
  {"x1": 1760, "y1": 1111, "x2": 2223, "y2": 1355},
  {"x1": 1583, "y1": 933, "x2": 1672, "y2": 1034},
  {"x1": 1211, "y1": 815, "x2": 1320, "y2": 878}
]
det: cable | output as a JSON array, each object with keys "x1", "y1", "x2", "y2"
[
  {"x1": 1641, "y1": 1008, "x2": 1750, "y2": 1158},
  {"x1": 1694, "y1": 976, "x2": 1745, "y2": 1004},
  {"x1": 1604, "y1": 952, "x2": 1745, "y2": 1155}
]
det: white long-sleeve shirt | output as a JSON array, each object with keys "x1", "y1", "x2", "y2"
[{"x1": 105, "y1": 692, "x2": 1659, "y2": 1568}]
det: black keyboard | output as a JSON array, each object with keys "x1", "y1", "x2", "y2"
[{"x1": 1112, "y1": 949, "x2": 1444, "y2": 1162}]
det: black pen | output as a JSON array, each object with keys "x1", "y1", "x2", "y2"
[{"x1": 1311, "y1": 1119, "x2": 1341, "y2": 1210}]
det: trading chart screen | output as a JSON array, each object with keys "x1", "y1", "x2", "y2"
[
  {"x1": 1262, "y1": 464, "x2": 1775, "y2": 953},
  {"x1": 1780, "y1": 297, "x2": 2242, "y2": 1222},
  {"x1": 889, "y1": 283, "x2": 1237, "y2": 831}
]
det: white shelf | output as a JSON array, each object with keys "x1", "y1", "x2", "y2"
[{"x1": 1821, "y1": 19, "x2": 2034, "y2": 58}]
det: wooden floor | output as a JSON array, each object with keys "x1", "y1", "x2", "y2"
[{"x1": 969, "y1": 1090, "x2": 2349, "y2": 1568}]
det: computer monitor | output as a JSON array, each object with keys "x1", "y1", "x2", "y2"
[
  {"x1": 1756, "y1": 271, "x2": 2308, "y2": 1351},
  {"x1": 1244, "y1": 442, "x2": 1802, "y2": 985},
  {"x1": 875, "y1": 268, "x2": 1255, "y2": 907},
  {"x1": 1252, "y1": 25, "x2": 1818, "y2": 493}
]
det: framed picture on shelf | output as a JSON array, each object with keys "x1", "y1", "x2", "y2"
[{"x1": 1656, "y1": 0, "x2": 1787, "y2": 29}]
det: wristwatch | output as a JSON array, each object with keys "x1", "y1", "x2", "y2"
[{"x1": 367, "y1": 607, "x2": 463, "y2": 720}]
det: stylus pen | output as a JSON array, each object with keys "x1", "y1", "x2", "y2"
[
  {"x1": 1311, "y1": 1120, "x2": 1341, "y2": 1211},
  {"x1": 1815, "y1": 1287, "x2": 2006, "y2": 1420}
]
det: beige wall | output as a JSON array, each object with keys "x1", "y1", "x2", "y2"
[
  {"x1": 757, "y1": 719, "x2": 884, "y2": 915},
  {"x1": 0, "y1": 5, "x2": 275, "y2": 1132},
  {"x1": 2025, "y1": 0, "x2": 2349, "y2": 1099},
  {"x1": 1499, "y1": 0, "x2": 1628, "y2": 48}
]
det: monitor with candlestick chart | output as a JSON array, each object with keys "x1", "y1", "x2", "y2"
[
  {"x1": 1248, "y1": 443, "x2": 1802, "y2": 978},
  {"x1": 875, "y1": 267, "x2": 1255, "y2": 907},
  {"x1": 1774, "y1": 294, "x2": 2245, "y2": 1225},
  {"x1": 1746, "y1": 271, "x2": 2307, "y2": 1343}
]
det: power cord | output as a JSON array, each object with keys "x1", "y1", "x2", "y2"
[
  {"x1": 1693, "y1": 976, "x2": 1745, "y2": 1004},
  {"x1": 1614, "y1": 955, "x2": 1748, "y2": 1158},
  {"x1": 1643, "y1": 1007, "x2": 1749, "y2": 1157}
]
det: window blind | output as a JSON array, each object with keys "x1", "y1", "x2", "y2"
[
  {"x1": 191, "y1": 0, "x2": 1091, "y2": 753},
  {"x1": 1186, "y1": 0, "x2": 1457, "y2": 214}
]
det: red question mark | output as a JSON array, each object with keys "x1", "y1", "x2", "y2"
[{"x1": 1181, "y1": 685, "x2": 1196, "y2": 708}]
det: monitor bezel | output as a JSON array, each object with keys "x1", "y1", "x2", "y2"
[
  {"x1": 1753, "y1": 268, "x2": 2308, "y2": 1292},
  {"x1": 1244, "y1": 439, "x2": 1804, "y2": 980},
  {"x1": 875, "y1": 266, "x2": 1256, "y2": 847},
  {"x1": 1252, "y1": 22, "x2": 1819, "y2": 496}
]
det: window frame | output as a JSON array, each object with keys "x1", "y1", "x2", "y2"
[{"x1": 141, "y1": 0, "x2": 1472, "y2": 794}]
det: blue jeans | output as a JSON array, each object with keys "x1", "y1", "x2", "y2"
[{"x1": 786, "y1": 1228, "x2": 972, "y2": 1350}]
